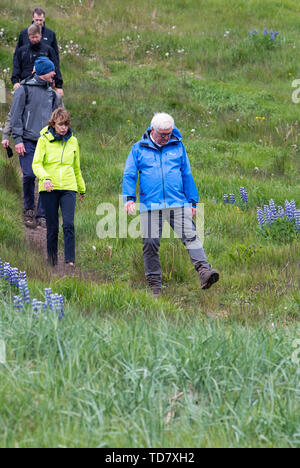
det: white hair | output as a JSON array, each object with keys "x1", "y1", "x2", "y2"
[{"x1": 151, "y1": 112, "x2": 174, "y2": 131}]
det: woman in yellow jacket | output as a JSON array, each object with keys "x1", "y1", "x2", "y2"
[{"x1": 32, "y1": 108, "x2": 86, "y2": 266}]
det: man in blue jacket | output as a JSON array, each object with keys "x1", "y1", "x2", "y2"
[{"x1": 122, "y1": 112, "x2": 219, "y2": 296}]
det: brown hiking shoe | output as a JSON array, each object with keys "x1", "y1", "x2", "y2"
[
  {"x1": 198, "y1": 266, "x2": 219, "y2": 290},
  {"x1": 24, "y1": 210, "x2": 36, "y2": 229}
]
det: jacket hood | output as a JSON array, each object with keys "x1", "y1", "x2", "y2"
[
  {"x1": 20, "y1": 75, "x2": 51, "y2": 87},
  {"x1": 40, "y1": 126, "x2": 73, "y2": 142}
]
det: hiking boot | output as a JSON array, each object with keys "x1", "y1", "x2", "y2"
[
  {"x1": 24, "y1": 210, "x2": 36, "y2": 229},
  {"x1": 36, "y1": 217, "x2": 47, "y2": 229},
  {"x1": 198, "y1": 265, "x2": 219, "y2": 290},
  {"x1": 147, "y1": 275, "x2": 162, "y2": 297},
  {"x1": 151, "y1": 288, "x2": 161, "y2": 297}
]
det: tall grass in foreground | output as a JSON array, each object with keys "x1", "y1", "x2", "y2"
[{"x1": 0, "y1": 287, "x2": 299, "y2": 448}]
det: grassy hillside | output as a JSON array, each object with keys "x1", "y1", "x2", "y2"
[{"x1": 0, "y1": 0, "x2": 299, "y2": 447}]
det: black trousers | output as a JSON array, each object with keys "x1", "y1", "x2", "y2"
[
  {"x1": 40, "y1": 190, "x2": 76, "y2": 264},
  {"x1": 19, "y1": 140, "x2": 45, "y2": 218}
]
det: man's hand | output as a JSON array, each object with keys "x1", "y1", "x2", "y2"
[
  {"x1": 125, "y1": 201, "x2": 135, "y2": 215},
  {"x1": 15, "y1": 142, "x2": 26, "y2": 157},
  {"x1": 13, "y1": 83, "x2": 20, "y2": 91},
  {"x1": 43, "y1": 180, "x2": 54, "y2": 192},
  {"x1": 79, "y1": 193, "x2": 85, "y2": 201},
  {"x1": 191, "y1": 207, "x2": 197, "y2": 218},
  {"x1": 56, "y1": 88, "x2": 64, "y2": 97},
  {"x1": 1, "y1": 139, "x2": 9, "y2": 149}
]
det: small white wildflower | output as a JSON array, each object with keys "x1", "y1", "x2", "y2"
[
  {"x1": 92, "y1": 101, "x2": 97, "y2": 105},
  {"x1": 70, "y1": 40, "x2": 73, "y2": 44},
  {"x1": 65, "y1": 45, "x2": 69, "y2": 48},
  {"x1": 172, "y1": 25, "x2": 176, "y2": 29},
  {"x1": 165, "y1": 52, "x2": 169, "y2": 57},
  {"x1": 191, "y1": 129, "x2": 196, "y2": 133},
  {"x1": 92, "y1": 246, "x2": 97, "y2": 251},
  {"x1": 236, "y1": 118, "x2": 240, "y2": 122}
]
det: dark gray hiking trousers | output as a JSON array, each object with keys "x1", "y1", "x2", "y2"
[{"x1": 141, "y1": 207, "x2": 210, "y2": 281}]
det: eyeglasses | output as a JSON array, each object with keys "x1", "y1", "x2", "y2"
[{"x1": 156, "y1": 130, "x2": 172, "y2": 138}]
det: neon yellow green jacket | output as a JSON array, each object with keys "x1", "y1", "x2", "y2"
[{"x1": 32, "y1": 126, "x2": 86, "y2": 193}]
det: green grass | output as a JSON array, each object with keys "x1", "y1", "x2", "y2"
[
  {"x1": 0, "y1": 285, "x2": 299, "y2": 448},
  {"x1": 0, "y1": 0, "x2": 300, "y2": 448}
]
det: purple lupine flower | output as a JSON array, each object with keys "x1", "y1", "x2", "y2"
[
  {"x1": 285, "y1": 200, "x2": 293, "y2": 222},
  {"x1": 274, "y1": 32, "x2": 279, "y2": 36},
  {"x1": 295, "y1": 210, "x2": 300, "y2": 232},
  {"x1": 19, "y1": 280, "x2": 30, "y2": 304},
  {"x1": 270, "y1": 31, "x2": 275, "y2": 41},
  {"x1": 32, "y1": 299, "x2": 44, "y2": 317},
  {"x1": 0, "y1": 260, "x2": 4, "y2": 279},
  {"x1": 58, "y1": 295, "x2": 65, "y2": 321},
  {"x1": 264, "y1": 28, "x2": 268, "y2": 35},
  {"x1": 253, "y1": 29, "x2": 258, "y2": 35},
  {"x1": 50, "y1": 293, "x2": 64, "y2": 320},
  {"x1": 32, "y1": 298, "x2": 40, "y2": 316},
  {"x1": 257, "y1": 208, "x2": 264, "y2": 228},
  {"x1": 44, "y1": 288, "x2": 53, "y2": 309},
  {"x1": 240, "y1": 187, "x2": 248, "y2": 203},
  {"x1": 3, "y1": 263, "x2": 11, "y2": 282},
  {"x1": 223, "y1": 194, "x2": 229, "y2": 204},
  {"x1": 290, "y1": 200, "x2": 296, "y2": 219},
  {"x1": 19, "y1": 272, "x2": 27, "y2": 281},
  {"x1": 269, "y1": 199, "x2": 277, "y2": 221},
  {"x1": 229, "y1": 193, "x2": 235, "y2": 204},
  {"x1": 264, "y1": 205, "x2": 271, "y2": 225},
  {"x1": 10, "y1": 268, "x2": 19, "y2": 287},
  {"x1": 13, "y1": 295, "x2": 24, "y2": 311},
  {"x1": 277, "y1": 206, "x2": 285, "y2": 218}
]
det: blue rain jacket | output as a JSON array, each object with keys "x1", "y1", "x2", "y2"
[{"x1": 122, "y1": 126, "x2": 199, "y2": 212}]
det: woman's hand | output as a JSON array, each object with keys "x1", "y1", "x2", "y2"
[{"x1": 43, "y1": 180, "x2": 54, "y2": 192}]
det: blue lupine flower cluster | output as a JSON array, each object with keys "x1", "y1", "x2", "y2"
[
  {"x1": 257, "y1": 199, "x2": 299, "y2": 231},
  {"x1": 249, "y1": 29, "x2": 279, "y2": 40},
  {"x1": 0, "y1": 259, "x2": 65, "y2": 320},
  {"x1": 240, "y1": 187, "x2": 248, "y2": 203},
  {"x1": 224, "y1": 187, "x2": 248, "y2": 205}
]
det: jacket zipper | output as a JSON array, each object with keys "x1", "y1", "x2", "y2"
[
  {"x1": 60, "y1": 141, "x2": 66, "y2": 188},
  {"x1": 159, "y1": 149, "x2": 166, "y2": 207}
]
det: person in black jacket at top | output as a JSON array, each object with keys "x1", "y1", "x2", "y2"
[
  {"x1": 15, "y1": 7, "x2": 59, "y2": 65},
  {"x1": 11, "y1": 24, "x2": 64, "y2": 96}
]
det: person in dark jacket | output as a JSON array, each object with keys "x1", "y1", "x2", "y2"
[
  {"x1": 11, "y1": 24, "x2": 63, "y2": 95},
  {"x1": 15, "y1": 7, "x2": 59, "y2": 65},
  {"x1": 122, "y1": 112, "x2": 219, "y2": 296},
  {"x1": 10, "y1": 57, "x2": 59, "y2": 229}
]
